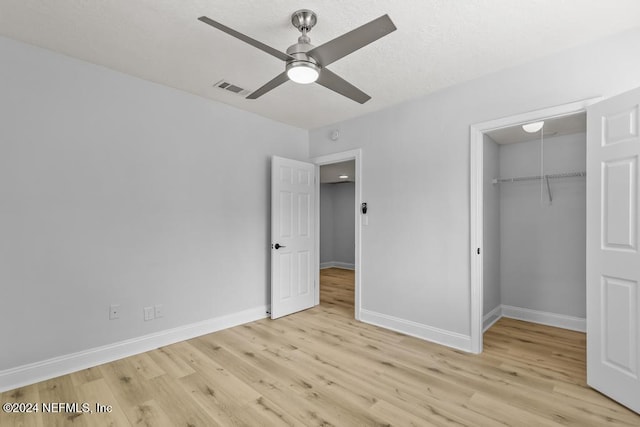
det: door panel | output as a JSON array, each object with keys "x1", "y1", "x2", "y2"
[
  {"x1": 298, "y1": 193, "x2": 311, "y2": 236},
  {"x1": 602, "y1": 157, "x2": 637, "y2": 250},
  {"x1": 271, "y1": 156, "x2": 316, "y2": 319},
  {"x1": 298, "y1": 251, "x2": 311, "y2": 294},
  {"x1": 280, "y1": 253, "x2": 292, "y2": 299},
  {"x1": 587, "y1": 87, "x2": 640, "y2": 413},
  {"x1": 602, "y1": 105, "x2": 638, "y2": 146},
  {"x1": 601, "y1": 275, "x2": 638, "y2": 376}
]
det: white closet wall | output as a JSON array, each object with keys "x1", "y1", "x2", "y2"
[
  {"x1": 320, "y1": 184, "x2": 335, "y2": 264},
  {"x1": 499, "y1": 132, "x2": 586, "y2": 319},
  {"x1": 483, "y1": 135, "x2": 501, "y2": 318}
]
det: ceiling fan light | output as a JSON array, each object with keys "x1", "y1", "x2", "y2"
[
  {"x1": 522, "y1": 121, "x2": 545, "y2": 133},
  {"x1": 286, "y1": 61, "x2": 319, "y2": 84}
]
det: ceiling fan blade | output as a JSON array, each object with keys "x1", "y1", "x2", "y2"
[
  {"x1": 198, "y1": 16, "x2": 292, "y2": 62},
  {"x1": 316, "y1": 69, "x2": 371, "y2": 104},
  {"x1": 246, "y1": 72, "x2": 289, "y2": 99},
  {"x1": 307, "y1": 14, "x2": 396, "y2": 67}
]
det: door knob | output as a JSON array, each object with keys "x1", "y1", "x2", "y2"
[{"x1": 274, "y1": 243, "x2": 286, "y2": 249}]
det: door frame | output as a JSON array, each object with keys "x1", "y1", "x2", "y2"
[
  {"x1": 311, "y1": 149, "x2": 363, "y2": 320},
  {"x1": 469, "y1": 98, "x2": 601, "y2": 354}
]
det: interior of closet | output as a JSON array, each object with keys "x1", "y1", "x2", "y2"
[{"x1": 482, "y1": 112, "x2": 587, "y2": 332}]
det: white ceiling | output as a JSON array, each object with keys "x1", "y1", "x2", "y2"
[
  {"x1": 486, "y1": 112, "x2": 586, "y2": 145},
  {"x1": 1, "y1": 1, "x2": 639, "y2": 129},
  {"x1": 320, "y1": 161, "x2": 355, "y2": 183}
]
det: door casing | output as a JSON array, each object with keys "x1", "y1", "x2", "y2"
[{"x1": 469, "y1": 97, "x2": 601, "y2": 353}]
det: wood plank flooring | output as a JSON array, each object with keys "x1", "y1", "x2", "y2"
[{"x1": 1, "y1": 268, "x2": 638, "y2": 426}]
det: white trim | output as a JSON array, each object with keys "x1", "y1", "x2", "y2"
[
  {"x1": 469, "y1": 97, "x2": 602, "y2": 354},
  {"x1": 502, "y1": 305, "x2": 586, "y2": 332},
  {"x1": 312, "y1": 149, "x2": 363, "y2": 320},
  {"x1": 470, "y1": 124, "x2": 484, "y2": 353},
  {"x1": 481, "y1": 304, "x2": 586, "y2": 333},
  {"x1": 483, "y1": 305, "x2": 503, "y2": 332},
  {"x1": 360, "y1": 309, "x2": 472, "y2": 352},
  {"x1": 320, "y1": 261, "x2": 355, "y2": 270},
  {"x1": 0, "y1": 305, "x2": 269, "y2": 393}
]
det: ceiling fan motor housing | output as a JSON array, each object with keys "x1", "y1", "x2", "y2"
[{"x1": 286, "y1": 34, "x2": 319, "y2": 76}]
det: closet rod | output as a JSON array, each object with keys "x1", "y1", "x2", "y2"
[{"x1": 492, "y1": 171, "x2": 586, "y2": 185}]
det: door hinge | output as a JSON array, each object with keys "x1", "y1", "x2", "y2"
[{"x1": 477, "y1": 248, "x2": 481, "y2": 255}]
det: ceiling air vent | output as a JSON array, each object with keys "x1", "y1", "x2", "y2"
[{"x1": 214, "y1": 79, "x2": 251, "y2": 96}]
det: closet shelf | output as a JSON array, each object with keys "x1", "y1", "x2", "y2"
[{"x1": 492, "y1": 171, "x2": 586, "y2": 185}]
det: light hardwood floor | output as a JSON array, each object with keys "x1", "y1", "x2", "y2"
[{"x1": 1, "y1": 268, "x2": 638, "y2": 426}]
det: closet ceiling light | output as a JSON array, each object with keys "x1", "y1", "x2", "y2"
[
  {"x1": 522, "y1": 121, "x2": 545, "y2": 133},
  {"x1": 339, "y1": 175, "x2": 349, "y2": 179}
]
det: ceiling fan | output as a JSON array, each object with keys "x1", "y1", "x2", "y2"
[{"x1": 198, "y1": 10, "x2": 396, "y2": 104}]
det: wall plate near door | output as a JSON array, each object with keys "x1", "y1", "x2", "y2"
[{"x1": 109, "y1": 304, "x2": 120, "y2": 320}]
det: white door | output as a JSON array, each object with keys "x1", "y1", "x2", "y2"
[
  {"x1": 587, "y1": 87, "x2": 640, "y2": 413},
  {"x1": 271, "y1": 156, "x2": 316, "y2": 319}
]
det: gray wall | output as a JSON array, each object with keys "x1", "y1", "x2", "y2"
[
  {"x1": 483, "y1": 136, "x2": 501, "y2": 317},
  {"x1": 320, "y1": 182, "x2": 355, "y2": 266},
  {"x1": 500, "y1": 133, "x2": 586, "y2": 318},
  {"x1": 0, "y1": 36, "x2": 307, "y2": 371},
  {"x1": 320, "y1": 184, "x2": 335, "y2": 263},
  {"x1": 309, "y1": 28, "x2": 640, "y2": 341}
]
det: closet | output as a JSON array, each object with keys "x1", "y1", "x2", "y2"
[{"x1": 482, "y1": 113, "x2": 587, "y2": 332}]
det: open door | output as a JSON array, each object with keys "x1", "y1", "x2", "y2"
[
  {"x1": 271, "y1": 156, "x2": 316, "y2": 319},
  {"x1": 587, "y1": 87, "x2": 640, "y2": 413}
]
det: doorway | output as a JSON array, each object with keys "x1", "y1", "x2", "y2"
[
  {"x1": 469, "y1": 98, "x2": 601, "y2": 353},
  {"x1": 482, "y1": 113, "x2": 587, "y2": 336},
  {"x1": 312, "y1": 149, "x2": 362, "y2": 320},
  {"x1": 319, "y1": 161, "x2": 356, "y2": 316}
]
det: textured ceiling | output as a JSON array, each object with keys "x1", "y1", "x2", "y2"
[{"x1": 1, "y1": 1, "x2": 639, "y2": 129}]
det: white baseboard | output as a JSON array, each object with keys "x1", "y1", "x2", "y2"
[
  {"x1": 501, "y1": 305, "x2": 586, "y2": 332},
  {"x1": 360, "y1": 309, "x2": 472, "y2": 352},
  {"x1": 483, "y1": 305, "x2": 503, "y2": 332},
  {"x1": 0, "y1": 305, "x2": 269, "y2": 393},
  {"x1": 320, "y1": 261, "x2": 355, "y2": 270}
]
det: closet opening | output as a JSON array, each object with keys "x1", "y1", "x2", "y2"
[
  {"x1": 469, "y1": 98, "x2": 600, "y2": 353},
  {"x1": 482, "y1": 112, "x2": 587, "y2": 337}
]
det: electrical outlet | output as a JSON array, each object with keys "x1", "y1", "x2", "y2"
[
  {"x1": 154, "y1": 304, "x2": 164, "y2": 318},
  {"x1": 109, "y1": 304, "x2": 120, "y2": 320},
  {"x1": 143, "y1": 306, "x2": 154, "y2": 321}
]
